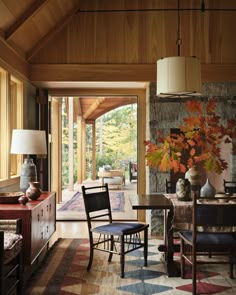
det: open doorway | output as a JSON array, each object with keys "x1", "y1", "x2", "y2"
[{"x1": 50, "y1": 96, "x2": 138, "y2": 221}]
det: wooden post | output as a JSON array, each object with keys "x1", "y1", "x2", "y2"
[
  {"x1": 77, "y1": 116, "x2": 83, "y2": 183},
  {"x1": 92, "y1": 121, "x2": 96, "y2": 180},
  {"x1": 68, "y1": 96, "x2": 74, "y2": 191}
]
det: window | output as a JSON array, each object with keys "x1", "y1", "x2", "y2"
[{"x1": 0, "y1": 67, "x2": 23, "y2": 183}]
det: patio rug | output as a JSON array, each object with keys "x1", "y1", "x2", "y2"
[
  {"x1": 58, "y1": 191, "x2": 124, "y2": 212},
  {"x1": 25, "y1": 238, "x2": 236, "y2": 295}
]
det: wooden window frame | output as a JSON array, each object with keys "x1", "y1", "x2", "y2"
[{"x1": 0, "y1": 68, "x2": 23, "y2": 186}]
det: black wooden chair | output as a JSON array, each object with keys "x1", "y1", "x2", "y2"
[
  {"x1": 224, "y1": 179, "x2": 236, "y2": 195},
  {"x1": 165, "y1": 179, "x2": 176, "y2": 193},
  {"x1": 129, "y1": 162, "x2": 137, "y2": 182},
  {"x1": 81, "y1": 183, "x2": 149, "y2": 278},
  {"x1": 179, "y1": 192, "x2": 236, "y2": 295},
  {"x1": 0, "y1": 219, "x2": 23, "y2": 295}
]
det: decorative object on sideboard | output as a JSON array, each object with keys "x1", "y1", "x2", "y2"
[
  {"x1": 26, "y1": 181, "x2": 42, "y2": 200},
  {"x1": 18, "y1": 195, "x2": 29, "y2": 205},
  {"x1": 10, "y1": 129, "x2": 47, "y2": 192},
  {"x1": 200, "y1": 178, "x2": 216, "y2": 198},
  {"x1": 0, "y1": 192, "x2": 24, "y2": 204}
]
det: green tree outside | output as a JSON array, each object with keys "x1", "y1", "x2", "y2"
[{"x1": 62, "y1": 101, "x2": 137, "y2": 187}]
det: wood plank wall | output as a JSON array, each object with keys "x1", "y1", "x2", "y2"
[{"x1": 29, "y1": 0, "x2": 236, "y2": 65}]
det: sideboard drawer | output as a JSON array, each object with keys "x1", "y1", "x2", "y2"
[{"x1": 0, "y1": 192, "x2": 56, "y2": 264}]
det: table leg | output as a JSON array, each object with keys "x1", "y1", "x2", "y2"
[
  {"x1": 158, "y1": 208, "x2": 180, "y2": 277},
  {"x1": 166, "y1": 208, "x2": 180, "y2": 277}
]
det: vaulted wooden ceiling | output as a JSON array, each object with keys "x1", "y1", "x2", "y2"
[
  {"x1": 0, "y1": 0, "x2": 81, "y2": 61},
  {"x1": 1, "y1": 0, "x2": 235, "y2": 64},
  {"x1": 0, "y1": 0, "x2": 236, "y2": 121}
]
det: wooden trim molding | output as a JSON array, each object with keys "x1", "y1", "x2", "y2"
[
  {"x1": 30, "y1": 64, "x2": 236, "y2": 83},
  {"x1": 0, "y1": 39, "x2": 29, "y2": 79},
  {"x1": 30, "y1": 64, "x2": 156, "y2": 82}
]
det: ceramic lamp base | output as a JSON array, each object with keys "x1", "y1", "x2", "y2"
[{"x1": 20, "y1": 158, "x2": 37, "y2": 192}]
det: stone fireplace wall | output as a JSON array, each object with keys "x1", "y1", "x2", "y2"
[{"x1": 147, "y1": 81, "x2": 236, "y2": 235}]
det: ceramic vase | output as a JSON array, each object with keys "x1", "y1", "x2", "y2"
[
  {"x1": 185, "y1": 165, "x2": 201, "y2": 190},
  {"x1": 18, "y1": 195, "x2": 29, "y2": 205},
  {"x1": 176, "y1": 178, "x2": 191, "y2": 201},
  {"x1": 26, "y1": 181, "x2": 42, "y2": 200},
  {"x1": 200, "y1": 178, "x2": 216, "y2": 198}
]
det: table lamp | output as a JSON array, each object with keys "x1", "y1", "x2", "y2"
[{"x1": 10, "y1": 129, "x2": 47, "y2": 192}]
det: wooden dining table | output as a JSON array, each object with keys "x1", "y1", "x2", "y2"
[{"x1": 130, "y1": 193, "x2": 181, "y2": 277}]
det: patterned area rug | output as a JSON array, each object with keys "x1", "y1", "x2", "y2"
[
  {"x1": 58, "y1": 191, "x2": 124, "y2": 212},
  {"x1": 25, "y1": 238, "x2": 236, "y2": 295}
]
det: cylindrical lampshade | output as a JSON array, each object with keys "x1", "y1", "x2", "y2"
[
  {"x1": 156, "y1": 56, "x2": 202, "y2": 97},
  {"x1": 11, "y1": 129, "x2": 47, "y2": 155}
]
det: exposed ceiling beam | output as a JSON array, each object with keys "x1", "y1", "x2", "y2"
[
  {"x1": 74, "y1": 97, "x2": 82, "y2": 118},
  {"x1": 26, "y1": 1, "x2": 83, "y2": 61},
  {"x1": 48, "y1": 88, "x2": 146, "y2": 97},
  {"x1": 30, "y1": 63, "x2": 236, "y2": 83},
  {"x1": 83, "y1": 98, "x2": 105, "y2": 119},
  {"x1": 5, "y1": 0, "x2": 48, "y2": 40},
  {"x1": 0, "y1": 37, "x2": 28, "y2": 77}
]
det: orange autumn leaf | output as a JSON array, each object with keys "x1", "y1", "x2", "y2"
[
  {"x1": 187, "y1": 139, "x2": 196, "y2": 147},
  {"x1": 207, "y1": 98, "x2": 217, "y2": 114},
  {"x1": 190, "y1": 148, "x2": 196, "y2": 157},
  {"x1": 185, "y1": 100, "x2": 203, "y2": 114},
  {"x1": 179, "y1": 163, "x2": 187, "y2": 173}
]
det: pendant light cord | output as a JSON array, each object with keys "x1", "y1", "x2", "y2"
[{"x1": 176, "y1": 0, "x2": 182, "y2": 56}]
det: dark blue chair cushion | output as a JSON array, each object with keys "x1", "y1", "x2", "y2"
[
  {"x1": 180, "y1": 231, "x2": 236, "y2": 247},
  {"x1": 92, "y1": 222, "x2": 146, "y2": 235}
]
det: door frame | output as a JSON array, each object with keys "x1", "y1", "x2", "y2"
[{"x1": 49, "y1": 86, "x2": 148, "y2": 222}]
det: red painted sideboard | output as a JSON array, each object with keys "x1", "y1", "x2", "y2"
[{"x1": 0, "y1": 192, "x2": 56, "y2": 265}]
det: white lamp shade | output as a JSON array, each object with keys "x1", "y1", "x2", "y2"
[
  {"x1": 10, "y1": 129, "x2": 47, "y2": 155},
  {"x1": 156, "y1": 56, "x2": 202, "y2": 97}
]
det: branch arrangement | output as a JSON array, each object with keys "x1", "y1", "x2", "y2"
[{"x1": 145, "y1": 98, "x2": 236, "y2": 174}]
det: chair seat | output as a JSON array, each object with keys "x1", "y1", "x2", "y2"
[
  {"x1": 93, "y1": 222, "x2": 147, "y2": 235},
  {"x1": 179, "y1": 231, "x2": 236, "y2": 248},
  {"x1": 3, "y1": 233, "x2": 23, "y2": 264}
]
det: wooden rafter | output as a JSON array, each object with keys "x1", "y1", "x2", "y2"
[
  {"x1": 26, "y1": 0, "x2": 83, "y2": 61},
  {"x1": 5, "y1": 0, "x2": 48, "y2": 40},
  {"x1": 83, "y1": 98, "x2": 105, "y2": 119}
]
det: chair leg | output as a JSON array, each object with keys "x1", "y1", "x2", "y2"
[
  {"x1": 144, "y1": 228, "x2": 148, "y2": 267},
  {"x1": 0, "y1": 232, "x2": 4, "y2": 295},
  {"x1": 87, "y1": 235, "x2": 94, "y2": 271},
  {"x1": 17, "y1": 250, "x2": 24, "y2": 295},
  {"x1": 108, "y1": 235, "x2": 114, "y2": 262},
  {"x1": 0, "y1": 268, "x2": 3, "y2": 295},
  {"x1": 120, "y1": 236, "x2": 125, "y2": 278},
  {"x1": 192, "y1": 244, "x2": 197, "y2": 295},
  {"x1": 230, "y1": 252, "x2": 234, "y2": 279},
  {"x1": 180, "y1": 238, "x2": 185, "y2": 278}
]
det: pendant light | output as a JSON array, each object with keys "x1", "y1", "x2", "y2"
[{"x1": 156, "y1": 0, "x2": 202, "y2": 98}]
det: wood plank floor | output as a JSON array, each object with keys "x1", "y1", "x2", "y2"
[{"x1": 56, "y1": 179, "x2": 138, "y2": 221}]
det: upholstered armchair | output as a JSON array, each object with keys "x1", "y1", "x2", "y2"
[{"x1": 0, "y1": 219, "x2": 23, "y2": 295}]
